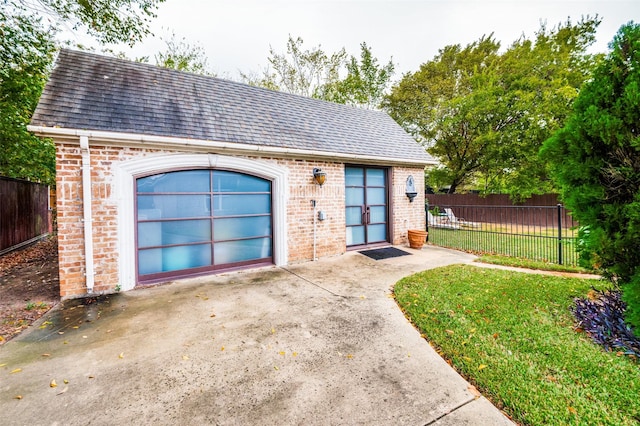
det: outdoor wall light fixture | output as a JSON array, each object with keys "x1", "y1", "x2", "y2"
[
  {"x1": 313, "y1": 168, "x2": 327, "y2": 186},
  {"x1": 405, "y1": 175, "x2": 418, "y2": 202}
]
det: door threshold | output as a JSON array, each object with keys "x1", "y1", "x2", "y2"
[{"x1": 346, "y1": 242, "x2": 391, "y2": 251}]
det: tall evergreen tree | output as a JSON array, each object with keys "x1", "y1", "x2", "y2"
[{"x1": 541, "y1": 22, "x2": 640, "y2": 330}]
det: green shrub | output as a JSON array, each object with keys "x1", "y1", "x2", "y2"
[{"x1": 542, "y1": 22, "x2": 640, "y2": 330}]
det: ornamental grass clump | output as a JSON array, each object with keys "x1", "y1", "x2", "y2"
[{"x1": 573, "y1": 288, "x2": 640, "y2": 359}]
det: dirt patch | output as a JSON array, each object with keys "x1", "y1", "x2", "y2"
[{"x1": 0, "y1": 236, "x2": 59, "y2": 344}]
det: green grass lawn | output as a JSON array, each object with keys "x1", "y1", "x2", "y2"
[
  {"x1": 428, "y1": 227, "x2": 579, "y2": 267},
  {"x1": 394, "y1": 265, "x2": 640, "y2": 425},
  {"x1": 476, "y1": 254, "x2": 592, "y2": 274}
]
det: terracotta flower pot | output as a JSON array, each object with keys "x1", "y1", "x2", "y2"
[{"x1": 407, "y1": 229, "x2": 428, "y2": 249}]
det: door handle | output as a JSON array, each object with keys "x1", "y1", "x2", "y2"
[{"x1": 365, "y1": 206, "x2": 370, "y2": 224}]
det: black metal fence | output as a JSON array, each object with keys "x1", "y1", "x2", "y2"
[
  {"x1": 426, "y1": 203, "x2": 579, "y2": 266},
  {"x1": 0, "y1": 176, "x2": 50, "y2": 255}
]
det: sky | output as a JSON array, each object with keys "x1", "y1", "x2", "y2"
[{"x1": 70, "y1": 0, "x2": 639, "y2": 80}]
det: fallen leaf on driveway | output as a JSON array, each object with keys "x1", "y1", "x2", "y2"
[
  {"x1": 14, "y1": 395, "x2": 22, "y2": 400},
  {"x1": 50, "y1": 379, "x2": 57, "y2": 388},
  {"x1": 118, "y1": 352, "x2": 124, "y2": 359},
  {"x1": 468, "y1": 385, "x2": 481, "y2": 399},
  {"x1": 10, "y1": 368, "x2": 22, "y2": 374},
  {"x1": 57, "y1": 387, "x2": 68, "y2": 395}
]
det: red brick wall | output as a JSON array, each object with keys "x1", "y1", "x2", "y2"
[
  {"x1": 56, "y1": 145, "x2": 85, "y2": 298},
  {"x1": 275, "y1": 158, "x2": 346, "y2": 262},
  {"x1": 391, "y1": 166, "x2": 426, "y2": 245},
  {"x1": 55, "y1": 142, "x2": 425, "y2": 298}
]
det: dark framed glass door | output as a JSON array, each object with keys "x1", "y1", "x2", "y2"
[{"x1": 345, "y1": 166, "x2": 388, "y2": 246}]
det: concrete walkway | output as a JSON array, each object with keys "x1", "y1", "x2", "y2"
[{"x1": 0, "y1": 246, "x2": 513, "y2": 425}]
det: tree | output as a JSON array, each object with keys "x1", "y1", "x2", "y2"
[
  {"x1": 243, "y1": 36, "x2": 395, "y2": 110},
  {"x1": 241, "y1": 35, "x2": 346, "y2": 98},
  {"x1": 0, "y1": 5, "x2": 57, "y2": 184},
  {"x1": 541, "y1": 22, "x2": 640, "y2": 330},
  {"x1": 154, "y1": 31, "x2": 214, "y2": 75},
  {"x1": 488, "y1": 17, "x2": 601, "y2": 198},
  {"x1": 384, "y1": 17, "x2": 601, "y2": 198},
  {"x1": 319, "y1": 42, "x2": 395, "y2": 109},
  {"x1": 0, "y1": 0, "x2": 165, "y2": 184},
  {"x1": 19, "y1": 0, "x2": 166, "y2": 45},
  {"x1": 383, "y1": 35, "x2": 502, "y2": 193}
]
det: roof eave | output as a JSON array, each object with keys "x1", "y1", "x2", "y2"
[{"x1": 27, "y1": 125, "x2": 437, "y2": 167}]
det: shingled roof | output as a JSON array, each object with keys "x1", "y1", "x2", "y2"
[{"x1": 31, "y1": 49, "x2": 433, "y2": 164}]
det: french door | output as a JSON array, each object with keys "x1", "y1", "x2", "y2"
[{"x1": 345, "y1": 166, "x2": 389, "y2": 246}]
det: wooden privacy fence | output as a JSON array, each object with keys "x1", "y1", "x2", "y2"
[
  {"x1": 0, "y1": 176, "x2": 50, "y2": 255},
  {"x1": 427, "y1": 193, "x2": 572, "y2": 228}
]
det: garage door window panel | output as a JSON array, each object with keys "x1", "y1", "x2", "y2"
[
  {"x1": 214, "y1": 216, "x2": 272, "y2": 240},
  {"x1": 138, "y1": 244, "x2": 212, "y2": 275},
  {"x1": 214, "y1": 194, "x2": 270, "y2": 216},
  {"x1": 138, "y1": 219, "x2": 212, "y2": 248},
  {"x1": 137, "y1": 170, "x2": 210, "y2": 193},
  {"x1": 214, "y1": 238, "x2": 272, "y2": 264}
]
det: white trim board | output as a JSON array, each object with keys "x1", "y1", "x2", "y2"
[{"x1": 28, "y1": 125, "x2": 437, "y2": 167}]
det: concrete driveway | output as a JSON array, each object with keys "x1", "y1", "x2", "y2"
[{"x1": 0, "y1": 245, "x2": 513, "y2": 425}]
